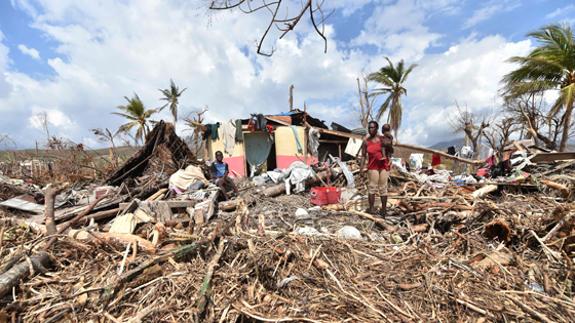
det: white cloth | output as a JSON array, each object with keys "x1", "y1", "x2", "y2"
[
  {"x1": 460, "y1": 146, "x2": 473, "y2": 159},
  {"x1": 169, "y1": 165, "x2": 209, "y2": 193},
  {"x1": 220, "y1": 121, "x2": 236, "y2": 156},
  {"x1": 344, "y1": 137, "x2": 363, "y2": 157},
  {"x1": 409, "y1": 153, "x2": 424, "y2": 170},
  {"x1": 284, "y1": 161, "x2": 314, "y2": 194}
]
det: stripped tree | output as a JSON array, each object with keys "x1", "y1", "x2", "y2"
[
  {"x1": 209, "y1": 0, "x2": 332, "y2": 56},
  {"x1": 502, "y1": 24, "x2": 575, "y2": 151},
  {"x1": 504, "y1": 92, "x2": 562, "y2": 150},
  {"x1": 449, "y1": 103, "x2": 490, "y2": 159}
]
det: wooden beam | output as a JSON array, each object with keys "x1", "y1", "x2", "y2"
[
  {"x1": 313, "y1": 126, "x2": 483, "y2": 165},
  {"x1": 394, "y1": 143, "x2": 483, "y2": 165},
  {"x1": 319, "y1": 139, "x2": 348, "y2": 144},
  {"x1": 531, "y1": 152, "x2": 575, "y2": 163}
]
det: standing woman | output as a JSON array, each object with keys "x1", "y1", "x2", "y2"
[{"x1": 360, "y1": 121, "x2": 391, "y2": 216}]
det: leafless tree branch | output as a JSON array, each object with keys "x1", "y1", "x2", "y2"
[{"x1": 209, "y1": 0, "x2": 331, "y2": 56}]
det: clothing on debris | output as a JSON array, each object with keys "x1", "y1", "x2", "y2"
[
  {"x1": 235, "y1": 119, "x2": 243, "y2": 142},
  {"x1": 220, "y1": 121, "x2": 236, "y2": 156}
]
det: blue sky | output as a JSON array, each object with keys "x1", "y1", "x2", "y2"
[{"x1": 0, "y1": 0, "x2": 574, "y2": 149}]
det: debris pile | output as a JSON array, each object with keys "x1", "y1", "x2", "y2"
[{"x1": 0, "y1": 123, "x2": 574, "y2": 322}]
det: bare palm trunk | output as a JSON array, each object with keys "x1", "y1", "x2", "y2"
[{"x1": 559, "y1": 104, "x2": 573, "y2": 152}]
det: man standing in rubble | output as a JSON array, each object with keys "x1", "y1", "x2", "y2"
[
  {"x1": 360, "y1": 121, "x2": 392, "y2": 216},
  {"x1": 211, "y1": 151, "x2": 238, "y2": 200}
]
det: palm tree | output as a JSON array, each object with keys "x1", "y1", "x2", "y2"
[
  {"x1": 159, "y1": 79, "x2": 187, "y2": 123},
  {"x1": 502, "y1": 24, "x2": 575, "y2": 151},
  {"x1": 113, "y1": 94, "x2": 157, "y2": 144},
  {"x1": 368, "y1": 58, "x2": 417, "y2": 138}
]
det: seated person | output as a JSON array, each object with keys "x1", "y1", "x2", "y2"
[{"x1": 210, "y1": 151, "x2": 238, "y2": 200}]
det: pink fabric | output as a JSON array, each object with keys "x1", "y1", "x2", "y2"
[
  {"x1": 223, "y1": 156, "x2": 246, "y2": 177},
  {"x1": 276, "y1": 155, "x2": 318, "y2": 169}
]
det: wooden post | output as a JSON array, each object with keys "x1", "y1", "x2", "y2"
[
  {"x1": 43, "y1": 182, "x2": 69, "y2": 235},
  {"x1": 289, "y1": 84, "x2": 294, "y2": 111}
]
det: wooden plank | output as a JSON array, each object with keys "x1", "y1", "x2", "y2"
[
  {"x1": 156, "y1": 201, "x2": 174, "y2": 222},
  {"x1": 531, "y1": 152, "x2": 575, "y2": 163},
  {"x1": 395, "y1": 143, "x2": 483, "y2": 165},
  {"x1": 319, "y1": 139, "x2": 348, "y2": 144},
  {"x1": 313, "y1": 127, "x2": 483, "y2": 165}
]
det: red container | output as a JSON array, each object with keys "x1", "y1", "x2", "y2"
[{"x1": 310, "y1": 187, "x2": 341, "y2": 205}]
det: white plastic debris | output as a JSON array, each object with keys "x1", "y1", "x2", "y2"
[
  {"x1": 294, "y1": 226, "x2": 319, "y2": 236},
  {"x1": 336, "y1": 226, "x2": 362, "y2": 240},
  {"x1": 277, "y1": 275, "x2": 299, "y2": 288}
]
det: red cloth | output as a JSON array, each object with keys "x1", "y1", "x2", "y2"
[
  {"x1": 476, "y1": 168, "x2": 489, "y2": 177},
  {"x1": 366, "y1": 138, "x2": 391, "y2": 171},
  {"x1": 486, "y1": 155, "x2": 496, "y2": 167},
  {"x1": 431, "y1": 153, "x2": 441, "y2": 167}
]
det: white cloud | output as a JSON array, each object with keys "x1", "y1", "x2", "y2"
[
  {"x1": 0, "y1": 32, "x2": 12, "y2": 97},
  {"x1": 0, "y1": 0, "x2": 364, "y2": 148},
  {"x1": 397, "y1": 35, "x2": 532, "y2": 145},
  {"x1": 0, "y1": 0, "x2": 547, "y2": 150},
  {"x1": 546, "y1": 4, "x2": 575, "y2": 19},
  {"x1": 352, "y1": 0, "x2": 459, "y2": 61},
  {"x1": 28, "y1": 106, "x2": 74, "y2": 129},
  {"x1": 17, "y1": 44, "x2": 41, "y2": 60},
  {"x1": 464, "y1": 0, "x2": 521, "y2": 29}
]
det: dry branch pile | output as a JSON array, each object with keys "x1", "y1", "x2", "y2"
[{"x1": 0, "y1": 124, "x2": 574, "y2": 322}]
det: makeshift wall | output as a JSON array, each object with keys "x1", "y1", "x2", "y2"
[
  {"x1": 275, "y1": 126, "x2": 317, "y2": 169},
  {"x1": 207, "y1": 136, "x2": 246, "y2": 177}
]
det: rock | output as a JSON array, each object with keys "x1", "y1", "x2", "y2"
[
  {"x1": 295, "y1": 208, "x2": 310, "y2": 219},
  {"x1": 294, "y1": 226, "x2": 319, "y2": 236},
  {"x1": 336, "y1": 226, "x2": 362, "y2": 240}
]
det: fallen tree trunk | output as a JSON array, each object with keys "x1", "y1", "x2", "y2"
[
  {"x1": 0, "y1": 250, "x2": 25, "y2": 275},
  {"x1": 540, "y1": 179, "x2": 570, "y2": 198},
  {"x1": 68, "y1": 230, "x2": 156, "y2": 253},
  {"x1": 218, "y1": 196, "x2": 255, "y2": 212},
  {"x1": 0, "y1": 251, "x2": 52, "y2": 298}
]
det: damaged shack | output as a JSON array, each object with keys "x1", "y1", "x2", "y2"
[{"x1": 203, "y1": 109, "x2": 356, "y2": 177}]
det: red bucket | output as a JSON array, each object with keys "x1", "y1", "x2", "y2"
[{"x1": 310, "y1": 187, "x2": 341, "y2": 205}]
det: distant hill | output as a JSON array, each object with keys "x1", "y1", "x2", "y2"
[
  {"x1": 429, "y1": 138, "x2": 465, "y2": 150},
  {"x1": 0, "y1": 146, "x2": 137, "y2": 161}
]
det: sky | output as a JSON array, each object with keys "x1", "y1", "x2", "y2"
[{"x1": 0, "y1": 0, "x2": 574, "y2": 149}]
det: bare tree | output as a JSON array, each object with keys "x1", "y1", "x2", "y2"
[
  {"x1": 0, "y1": 134, "x2": 15, "y2": 149},
  {"x1": 184, "y1": 106, "x2": 209, "y2": 158},
  {"x1": 482, "y1": 117, "x2": 519, "y2": 161},
  {"x1": 31, "y1": 112, "x2": 51, "y2": 144},
  {"x1": 449, "y1": 103, "x2": 489, "y2": 159},
  {"x1": 209, "y1": 0, "x2": 332, "y2": 56},
  {"x1": 357, "y1": 76, "x2": 374, "y2": 128},
  {"x1": 504, "y1": 93, "x2": 563, "y2": 150},
  {"x1": 91, "y1": 128, "x2": 119, "y2": 167}
]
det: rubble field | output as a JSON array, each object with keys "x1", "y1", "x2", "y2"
[{"x1": 0, "y1": 124, "x2": 574, "y2": 322}]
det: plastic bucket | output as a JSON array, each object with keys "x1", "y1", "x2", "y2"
[{"x1": 310, "y1": 187, "x2": 340, "y2": 205}]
